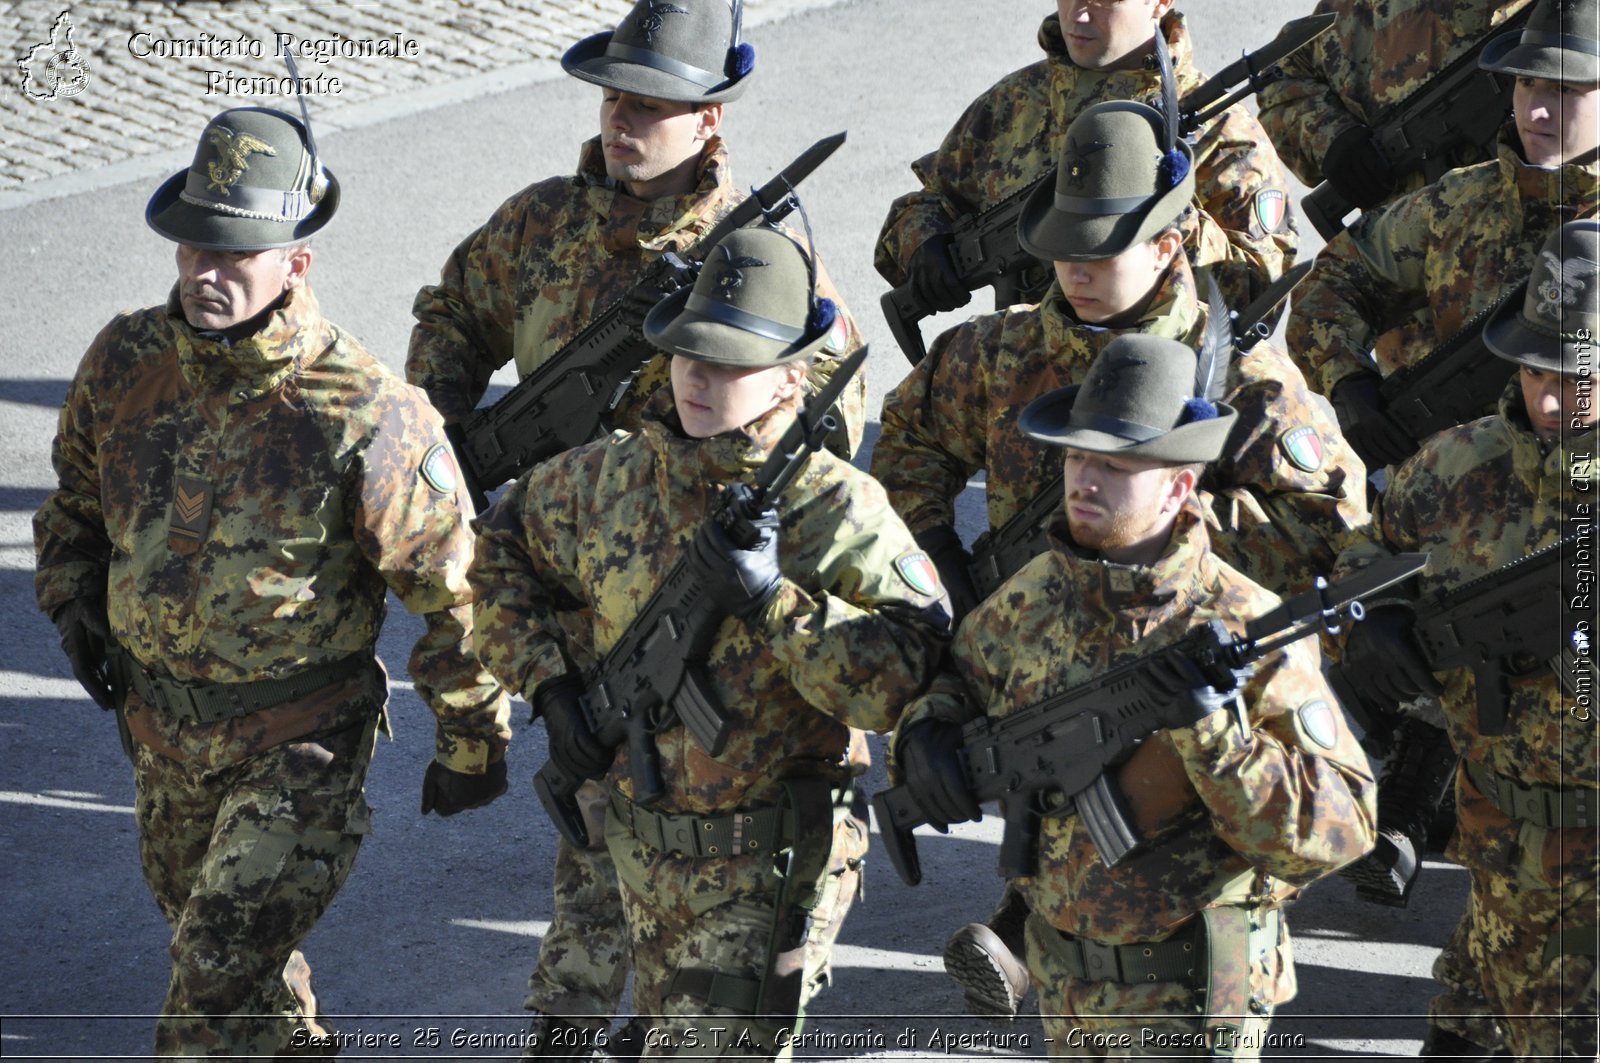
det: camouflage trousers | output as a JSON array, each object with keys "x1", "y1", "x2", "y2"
[
  {"x1": 1023, "y1": 909, "x2": 1288, "y2": 1061},
  {"x1": 133, "y1": 717, "x2": 376, "y2": 1060},
  {"x1": 1427, "y1": 909, "x2": 1505, "y2": 1051},
  {"x1": 1461, "y1": 859, "x2": 1599, "y2": 1059},
  {"x1": 524, "y1": 779, "x2": 631, "y2": 1027},
  {"x1": 605, "y1": 789, "x2": 868, "y2": 1061}
]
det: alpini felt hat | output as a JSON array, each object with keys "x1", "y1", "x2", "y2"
[
  {"x1": 644, "y1": 226, "x2": 840, "y2": 368},
  {"x1": 1485, "y1": 219, "x2": 1600, "y2": 374},
  {"x1": 1017, "y1": 101, "x2": 1196, "y2": 262},
  {"x1": 563, "y1": 0, "x2": 755, "y2": 104},
  {"x1": 1019, "y1": 334, "x2": 1237, "y2": 463},
  {"x1": 147, "y1": 107, "x2": 338, "y2": 251},
  {"x1": 1480, "y1": 0, "x2": 1600, "y2": 83}
]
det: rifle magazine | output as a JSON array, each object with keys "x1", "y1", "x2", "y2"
[
  {"x1": 675, "y1": 664, "x2": 733, "y2": 757},
  {"x1": 1078, "y1": 773, "x2": 1142, "y2": 868}
]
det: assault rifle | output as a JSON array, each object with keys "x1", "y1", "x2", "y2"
[
  {"x1": 534, "y1": 347, "x2": 869, "y2": 848},
  {"x1": 1340, "y1": 286, "x2": 1520, "y2": 468},
  {"x1": 1331, "y1": 535, "x2": 1584, "y2": 737},
  {"x1": 1300, "y1": 4, "x2": 1534, "y2": 239},
  {"x1": 874, "y1": 553, "x2": 1426, "y2": 886},
  {"x1": 968, "y1": 263, "x2": 1312, "y2": 599},
  {"x1": 879, "y1": 14, "x2": 1334, "y2": 365},
  {"x1": 447, "y1": 132, "x2": 846, "y2": 510}
]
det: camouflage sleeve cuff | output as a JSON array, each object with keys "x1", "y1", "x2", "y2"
[
  {"x1": 435, "y1": 724, "x2": 508, "y2": 774},
  {"x1": 757, "y1": 578, "x2": 818, "y2": 639},
  {"x1": 1166, "y1": 698, "x2": 1253, "y2": 781}
]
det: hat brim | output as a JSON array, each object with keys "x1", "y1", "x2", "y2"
[
  {"x1": 642, "y1": 285, "x2": 826, "y2": 368},
  {"x1": 1017, "y1": 147, "x2": 1195, "y2": 262},
  {"x1": 1483, "y1": 280, "x2": 1580, "y2": 372},
  {"x1": 1019, "y1": 384, "x2": 1238, "y2": 463},
  {"x1": 561, "y1": 32, "x2": 749, "y2": 103},
  {"x1": 145, "y1": 167, "x2": 340, "y2": 251},
  {"x1": 1479, "y1": 30, "x2": 1600, "y2": 83}
]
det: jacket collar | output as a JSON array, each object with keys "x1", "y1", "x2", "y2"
[
  {"x1": 167, "y1": 284, "x2": 326, "y2": 395},
  {"x1": 1044, "y1": 498, "x2": 1212, "y2": 629},
  {"x1": 577, "y1": 135, "x2": 736, "y2": 253},
  {"x1": 637, "y1": 382, "x2": 807, "y2": 483},
  {"x1": 1041, "y1": 255, "x2": 1203, "y2": 349}
]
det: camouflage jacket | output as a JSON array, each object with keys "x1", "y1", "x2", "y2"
[
  {"x1": 1286, "y1": 130, "x2": 1600, "y2": 395},
  {"x1": 1257, "y1": 0, "x2": 1534, "y2": 190},
  {"x1": 406, "y1": 136, "x2": 866, "y2": 456},
  {"x1": 872, "y1": 257, "x2": 1367, "y2": 596},
  {"x1": 1335, "y1": 383, "x2": 1596, "y2": 883},
  {"x1": 873, "y1": 11, "x2": 1297, "y2": 313},
  {"x1": 33, "y1": 286, "x2": 511, "y2": 772},
  {"x1": 470, "y1": 387, "x2": 951, "y2": 814},
  {"x1": 895, "y1": 505, "x2": 1376, "y2": 951}
]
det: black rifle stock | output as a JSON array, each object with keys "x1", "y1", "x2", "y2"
[
  {"x1": 874, "y1": 553, "x2": 1427, "y2": 886},
  {"x1": 450, "y1": 132, "x2": 846, "y2": 510},
  {"x1": 534, "y1": 347, "x2": 870, "y2": 848},
  {"x1": 1347, "y1": 287, "x2": 1521, "y2": 467},
  {"x1": 1300, "y1": 5, "x2": 1533, "y2": 239},
  {"x1": 879, "y1": 15, "x2": 1333, "y2": 365},
  {"x1": 966, "y1": 263, "x2": 1312, "y2": 599},
  {"x1": 1330, "y1": 536, "x2": 1583, "y2": 737}
]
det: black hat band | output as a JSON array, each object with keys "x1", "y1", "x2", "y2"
[
  {"x1": 179, "y1": 169, "x2": 317, "y2": 222},
  {"x1": 605, "y1": 41, "x2": 725, "y2": 89},
  {"x1": 1522, "y1": 30, "x2": 1600, "y2": 55},
  {"x1": 685, "y1": 292, "x2": 806, "y2": 343},
  {"x1": 1054, "y1": 190, "x2": 1159, "y2": 216},
  {"x1": 1067, "y1": 409, "x2": 1166, "y2": 443}
]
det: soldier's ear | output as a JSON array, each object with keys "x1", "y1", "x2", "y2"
[
  {"x1": 281, "y1": 243, "x2": 313, "y2": 290},
  {"x1": 693, "y1": 102, "x2": 724, "y2": 142}
]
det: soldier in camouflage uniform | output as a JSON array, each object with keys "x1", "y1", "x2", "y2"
[
  {"x1": 470, "y1": 225, "x2": 951, "y2": 1060},
  {"x1": 891, "y1": 335, "x2": 1377, "y2": 1059},
  {"x1": 874, "y1": 0, "x2": 1297, "y2": 319},
  {"x1": 1333, "y1": 220, "x2": 1599, "y2": 1061},
  {"x1": 407, "y1": 4, "x2": 865, "y2": 1051},
  {"x1": 1257, "y1": 0, "x2": 1534, "y2": 209},
  {"x1": 32, "y1": 107, "x2": 511, "y2": 1060},
  {"x1": 1285, "y1": 0, "x2": 1599, "y2": 449},
  {"x1": 873, "y1": 100, "x2": 1365, "y2": 1022},
  {"x1": 1257, "y1": 0, "x2": 1535, "y2": 391}
]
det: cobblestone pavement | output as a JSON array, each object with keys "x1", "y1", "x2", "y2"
[{"x1": 2, "y1": 0, "x2": 819, "y2": 201}]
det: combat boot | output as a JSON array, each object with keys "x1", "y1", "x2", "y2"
[
  {"x1": 1339, "y1": 718, "x2": 1459, "y2": 907},
  {"x1": 942, "y1": 885, "x2": 1032, "y2": 1021},
  {"x1": 1418, "y1": 1024, "x2": 1507, "y2": 1060},
  {"x1": 602, "y1": 1019, "x2": 646, "y2": 1063},
  {"x1": 520, "y1": 1012, "x2": 600, "y2": 1062}
]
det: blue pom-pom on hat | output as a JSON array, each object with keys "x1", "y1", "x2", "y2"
[
  {"x1": 727, "y1": 42, "x2": 755, "y2": 78},
  {"x1": 808, "y1": 296, "x2": 837, "y2": 335},
  {"x1": 1180, "y1": 396, "x2": 1217, "y2": 423},
  {"x1": 1159, "y1": 148, "x2": 1190, "y2": 191}
]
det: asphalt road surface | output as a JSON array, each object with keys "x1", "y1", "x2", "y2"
[{"x1": 2, "y1": 0, "x2": 1468, "y2": 1058}]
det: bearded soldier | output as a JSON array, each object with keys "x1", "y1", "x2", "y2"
[
  {"x1": 1333, "y1": 220, "x2": 1600, "y2": 1061},
  {"x1": 891, "y1": 336, "x2": 1376, "y2": 1058},
  {"x1": 32, "y1": 107, "x2": 510, "y2": 1058},
  {"x1": 406, "y1": 3, "x2": 865, "y2": 1051},
  {"x1": 874, "y1": 0, "x2": 1297, "y2": 319},
  {"x1": 470, "y1": 225, "x2": 950, "y2": 1060},
  {"x1": 871, "y1": 100, "x2": 1364, "y2": 1022}
]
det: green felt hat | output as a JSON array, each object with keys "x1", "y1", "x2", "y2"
[
  {"x1": 1485, "y1": 219, "x2": 1600, "y2": 374},
  {"x1": 644, "y1": 226, "x2": 837, "y2": 367},
  {"x1": 563, "y1": 0, "x2": 754, "y2": 104},
  {"x1": 1480, "y1": 0, "x2": 1600, "y2": 83},
  {"x1": 1020, "y1": 334, "x2": 1237, "y2": 463},
  {"x1": 1017, "y1": 101, "x2": 1195, "y2": 262},
  {"x1": 146, "y1": 107, "x2": 337, "y2": 251}
]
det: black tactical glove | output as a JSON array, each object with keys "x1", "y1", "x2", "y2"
[
  {"x1": 1341, "y1": 604, "x2": 1444, "y2": 714},
  {"x1": 1322, "y1": 124, "x2": 1396, "y2": 211},
  {"x1": 421, "y1": 759, "x2": 508, "y2": 817},
  {"x1": 899, "y1": 719, "x2": 981, "y2": 831},
  {"x1": 908, "y1": 233, "x2": 973, "y2": 314},
  {"x1": 692, "y1": 509, "x2": 785, "y2": 623},
  {"x1": 535, "y1": 674, "x2": 614, "y2": 781},
  {"x1": 1146, "y1": 650, "x2": 1250, "y2": 729},
  {"x1": 51, "y1": 597, "x2": 114, "y2": 710},
  {"x1": 1331, "y1": 370, "x2": 1417, "y2": 469},
  {"x1": 914, "y1": 524, "x2": 980, "y2": 621}
]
